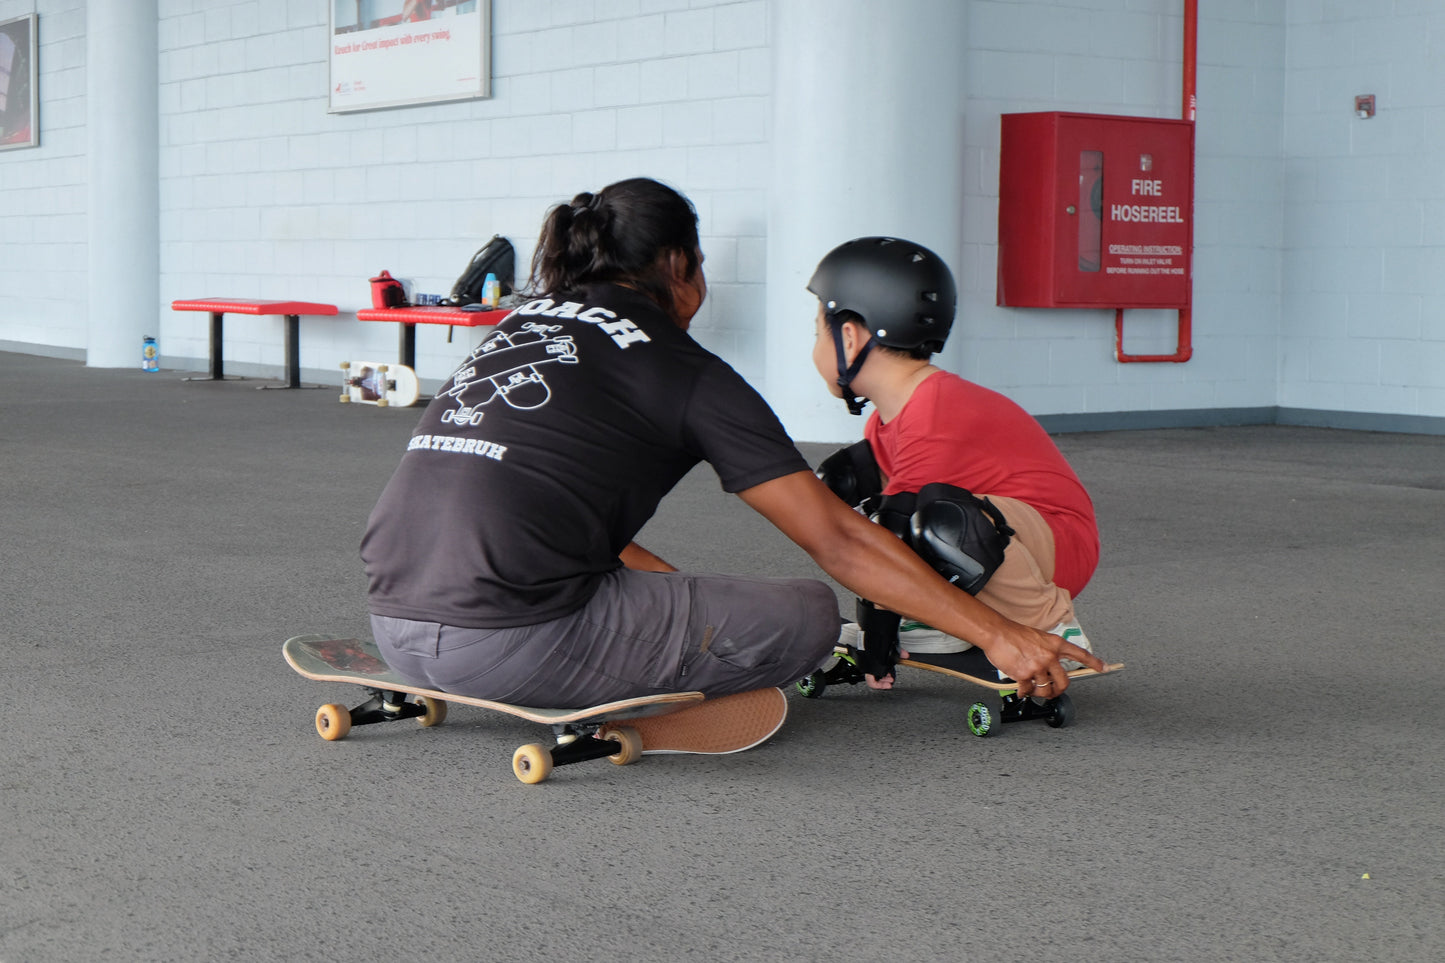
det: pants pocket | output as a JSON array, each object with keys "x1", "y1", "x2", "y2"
[
  {"x1": 374, "y1": 616, "x2": 441, "y2": 659},
  {"x1": 696, "y1": 624, "x2": 780, "y2": 671}
]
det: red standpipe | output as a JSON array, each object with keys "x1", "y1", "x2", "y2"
[{"x1": 1116, "y1": 0, "x2": 1196, "y2": 363}]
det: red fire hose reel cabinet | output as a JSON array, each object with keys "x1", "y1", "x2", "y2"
[{"x1": 997, "y1": 111, "x2": 1194, "y2": 309}]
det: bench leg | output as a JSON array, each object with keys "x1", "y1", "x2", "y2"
[
  {"x1": 258, "y1": 314, "x2": 324, "y2": 390},
  {"x1": 284, "y1": 314, "x2": 300, "y2": 388},
  {"x1": 209, "y1": 312, "x2": 224, "y2": 380},
  {"x1": 399, "y1": 322, "x2": 417, "y2": 369}
]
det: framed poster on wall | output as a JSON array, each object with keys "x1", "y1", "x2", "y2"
[
  {"x1": 0, "y1": 14, "x2": 38, "y2": 151},
  {"x1": 330, "y1": 1, "x2": 490, "y2": 113}
]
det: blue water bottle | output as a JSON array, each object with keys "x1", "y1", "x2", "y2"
[{"x1": 142, "y1": 336, "x2": 159, "y2": 372}]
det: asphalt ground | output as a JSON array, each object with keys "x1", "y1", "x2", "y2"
[{"x1": 1, "y1": 351, "x2": 1441, "y2": 962}]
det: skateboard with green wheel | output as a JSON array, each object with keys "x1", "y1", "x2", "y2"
[
  {"x1": 282, "y1": 635, "x2": 787, "y2": 783},
  {"x1": 796, "y1": 643, "x2": 1123, "y2": 737}
]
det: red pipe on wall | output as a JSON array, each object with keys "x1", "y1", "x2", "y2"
[
  {"x1": 1115, "y1": 0, "x2": 1196, "y2": 363},
  {"x1": 1182, "y1": 0, "x2": 1197, "y2": 123}
]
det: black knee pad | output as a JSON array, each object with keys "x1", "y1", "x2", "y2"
[
  {"x1": 868, "y1": 490, "x2": 916, "y2": 540},
  {"x1": 816, "y1": 440, "x2": 882, "y2": 511},
  {"x1": 909, "y1": 483, "x2": 1015, "y2": 595},
  {"x1": 852, "y1": 485, "x2": 1010, "y2": 676}
]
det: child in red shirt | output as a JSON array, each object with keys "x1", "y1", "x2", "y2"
[{"x1": 808, "y1": 237, "x2": 1099, "y2": 659}]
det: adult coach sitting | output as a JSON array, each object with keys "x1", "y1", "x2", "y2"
[{"x1": 360, "y1": 177, "x2": 1100, "y2": 711}]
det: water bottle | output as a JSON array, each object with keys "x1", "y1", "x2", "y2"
[
  {"x1": 142, "y1": 336, "x2": 159, "y2": 372},
  {"x1": 482, "y1": 273, "x2": 501, "y2": 307}
]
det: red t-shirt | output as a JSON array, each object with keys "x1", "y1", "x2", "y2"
[{"x1": 864, "y1": 371, "x2": 1099, "y2": 596}]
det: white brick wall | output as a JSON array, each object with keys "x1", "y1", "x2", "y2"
[
  {"x1": 151, "y1": 0, "x2": 772, "y2": 383},
  {"x1": 2, "y1": 1, "x2": 1441, "y2": 429},
  {"x1": 0, "y1": 0, "x2": 88, "y2": 355},
  {"x1": 1283, "y1": 3, "x2": 1445, "y2": 417},
  {"x1": 959, "y1": 1, "x2": 1285, "y2": 417}
]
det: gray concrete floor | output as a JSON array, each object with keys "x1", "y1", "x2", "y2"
[{"x1": 1, "y1": 352, "x2": 1441, "y2": 962}]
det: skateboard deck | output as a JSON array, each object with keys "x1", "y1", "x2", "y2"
[
  {"x1": 797, "y1": 642, "x2": 1123, "y2": 737},
  {"x1": 283, "y1": 635, "x2": 787, "y2": 783},
  {"x1": 339, "y1": 361, "x2": 420, "y2": 407}
]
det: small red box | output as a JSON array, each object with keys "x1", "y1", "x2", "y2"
[{"x1": 997, "y1": 111, "x2": 1194, "y2": 309}]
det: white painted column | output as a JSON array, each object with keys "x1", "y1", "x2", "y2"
[
  {"x1": 87, "y1": 0, "x2": 159, "y2": 368},
  {"x1": 765, "y1": 0, "x2": 967, "y2": 443}
]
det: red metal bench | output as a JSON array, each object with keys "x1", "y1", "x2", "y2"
[
  {"x1": 170, "y1": 298, "x2": 339, "y2": 388},
  {"x1": 356, "y1": 305, "x2": 510, "y2": 368}
]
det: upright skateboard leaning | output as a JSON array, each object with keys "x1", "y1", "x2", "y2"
[
  {"x1": 283, "y1": 635, "x2": 787, "y2": 784},
  {"x1": 339, "y1": 360, "x2": 420, "y2": 408}
]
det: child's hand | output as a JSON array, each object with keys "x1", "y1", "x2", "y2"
[{"x1": 864, "y1": 649, "x2": 909, "y2": 689}]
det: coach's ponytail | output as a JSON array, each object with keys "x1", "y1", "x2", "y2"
[{"x1": 528, "y1": 178, "x2": 700, "y2": 321}]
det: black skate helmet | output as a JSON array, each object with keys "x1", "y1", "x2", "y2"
[{"x1": 807, "y1": 236, "x2": 957, "y2": 414}]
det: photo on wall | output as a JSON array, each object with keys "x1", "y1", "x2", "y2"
[
  {"x1": 0, "y1": 14, "x2": 38, "y2": 151},
  {"x1": 330, "y1": 0, "x2": 490, "y2": 113}
]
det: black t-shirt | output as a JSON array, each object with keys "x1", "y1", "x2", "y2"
[{"x1": 361, "y1": 283, "x2": 809, "y2": 628}]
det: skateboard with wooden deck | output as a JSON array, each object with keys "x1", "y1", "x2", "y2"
[
  {"x1": 282, "y1": 635, "x2": 787, "y2": 783},
  {"x1": 339, "y1": 360, "x2": 420, "y2": 407},
  {"x1": 796, "y1": 642, "x2": 1123, "y2": 737}
]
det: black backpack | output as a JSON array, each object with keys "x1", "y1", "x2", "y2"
[{"x1": 444, "y1": 235, "x2": 516, "y2": 306}]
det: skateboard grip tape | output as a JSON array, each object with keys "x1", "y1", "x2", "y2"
[{"x1": 621, "y1": 687, "x2": 787, "y2": 755}]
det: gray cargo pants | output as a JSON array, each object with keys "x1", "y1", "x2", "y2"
[{"x1": 371, "y1": 568, "x2": 840, "y2": 709}]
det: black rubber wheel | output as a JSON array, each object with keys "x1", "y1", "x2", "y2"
[
  {"x1": 795, "y1": 670, "x2": 827, "y2": 699},
  {"x1": 966, "y1": 701, "x2": 995, "y2": 737},
  {"x1": 1045, "y1": 693, "x2": 1075, "y2": 728}
]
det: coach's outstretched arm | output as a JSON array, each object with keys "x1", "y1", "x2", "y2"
[{"x1": 739, "y1": 470, "x2": 1103, "y2": 696}]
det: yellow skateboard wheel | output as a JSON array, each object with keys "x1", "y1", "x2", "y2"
[
  {"x1": 599, "y1": 726, "x2": 643, "y2": 766},
  {"x1": 416, "y1": 696, "x2": 448, "y2": 728},
  {"x1": 315, "y1": 703, "x2": 352, "y2": 741},
  {"x1": 512, "y1": 744, "x2": 553, "y2": 784}
]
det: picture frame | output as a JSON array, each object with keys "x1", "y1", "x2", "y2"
[
  {"x1": 329, "y1": 1, "x2": 491, "y2": 114},
  {"x1": 0, "y1": 13, "x2": 38, "y2": 151}
]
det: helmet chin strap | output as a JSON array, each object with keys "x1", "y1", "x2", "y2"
[{"x1": 830, "y1": 314, "x2": 874, "y2": 416}]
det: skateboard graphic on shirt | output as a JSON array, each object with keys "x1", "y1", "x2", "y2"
[
  {"x1": 797, "y1": 642, "x2": 1123, "y2": 737},
  {"x1": 436, "y1": 323, "x2": 579, "y2": 425},
  {"x1": 282, "y1": 635, "x2": 787, "y2": 784}
]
